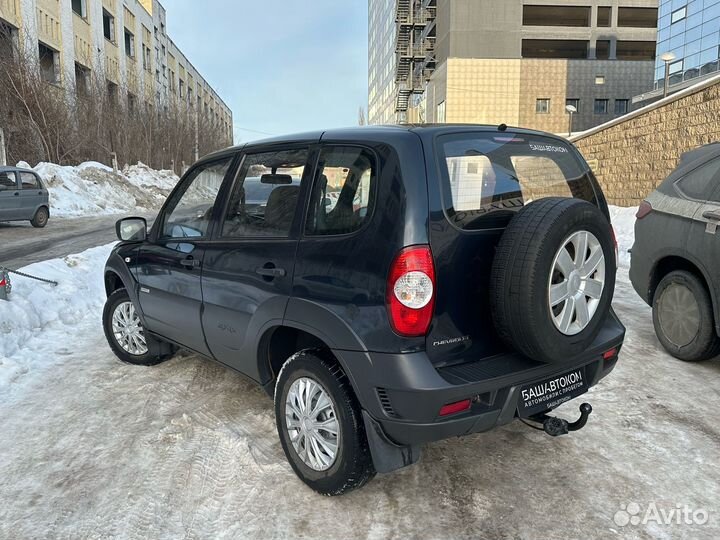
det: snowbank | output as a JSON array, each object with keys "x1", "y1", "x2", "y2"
[
  {"x1": 609, "y1": 204, "x2": 637, "y2": 271},
  {"x1": 0, "y1": 244, "x2": 114, "y2": 387},
  {"x1": 16, "y1": 161, "x2": 179, "y2": 217}
]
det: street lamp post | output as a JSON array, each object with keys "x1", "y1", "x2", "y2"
[
  {"x1": 660, "y1": 52, "x2": 677, "y2": 98},
  {"x1": 565, "y1": 104, "x2": 577, "y2": 137}
]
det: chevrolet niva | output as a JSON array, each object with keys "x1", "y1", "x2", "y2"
[{"x1": 102, "y1": 125, "x2": 624, "y2": 495}]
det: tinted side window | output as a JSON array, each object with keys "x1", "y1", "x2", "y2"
[
  {"x1": 0, "y1": 171, "x2": 16, "y2": 188},
  {"x1": 161, "y1": 158, "x2": 231, "y2": 238},
  {"x1": 20, "y1": 172, "x2": 40, "y2": 189},
  {"x1": 221, "y1": 148, "x2": 307, "y2": 238},
  {"x1": 306, "y1": 146, "x2": 376, "y2": 236},
  {"x1": 675, "y1": 158, "x2": 720, "y2": 201}
]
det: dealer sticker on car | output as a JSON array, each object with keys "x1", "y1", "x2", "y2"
[{"x1": 518, "y1": 368, "x2": 587, "y2": 417}]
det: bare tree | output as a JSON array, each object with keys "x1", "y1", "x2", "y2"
[{"x1": 0, "y1": 27, "x2": 231, "y2": 170}]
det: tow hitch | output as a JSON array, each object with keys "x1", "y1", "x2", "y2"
[{"x1": 527, "y1": 403, "x2": 593, "y2": 436}]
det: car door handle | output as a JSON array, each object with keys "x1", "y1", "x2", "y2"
[
  {"x1": 13, "y1": 192, "x2": 19, "y2": 196},
  {"x1": 180, "y1": 257, "x2": 201, "y2": 268},
  {"x1": 255, "y1": 266, "x2": 286, "y2": 278},
  {"x1": 702, "y1": 210, "x2": 720, "y2": 221}
]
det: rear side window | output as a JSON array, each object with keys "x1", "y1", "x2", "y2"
[
  {"x1": 438, "y1": 133, "x2": 596, "y2": 230},
  {"x1": 675, "y1": 158, "x2": 720, "y2": 202},
  {"x1": 20, "y1": 172, "x2": 40, "y2": 189},
  {"x1": 306, "y1": 146, "x2": 376, "y2": 236}
]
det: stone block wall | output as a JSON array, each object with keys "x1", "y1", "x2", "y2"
[{"x1": 571, "y1": 77, "x2": 720, "y2": 207}]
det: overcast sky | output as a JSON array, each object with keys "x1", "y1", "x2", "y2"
[{"x1": 167, "y1": 0, "x2": 368, "y2": 143}]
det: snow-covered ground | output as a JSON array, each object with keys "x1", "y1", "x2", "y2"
[
  {"x1": 0, "y1": 207, "x2": 718, "y2": 539},
  {"x1": 18, "y1": 160, "x2": 179, "y2": 217}
]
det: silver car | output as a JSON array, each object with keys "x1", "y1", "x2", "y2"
[{"x1": 0, "y1": 166, "x2": 50, "y2": 228}]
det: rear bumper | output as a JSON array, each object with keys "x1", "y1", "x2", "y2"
[{"x1": 336, "y1": 310, "x2": 625, "y2": 447}]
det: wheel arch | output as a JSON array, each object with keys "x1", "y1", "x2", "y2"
[{"x1": 257, "y1": 324, "x2": 343, "y2": 395}]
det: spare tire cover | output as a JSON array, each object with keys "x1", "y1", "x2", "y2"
[{"x1": 490, "y1": 197, "x2": 616, "y2": 364}]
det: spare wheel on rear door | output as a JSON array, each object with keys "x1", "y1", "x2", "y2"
[{"x1": 490, "y1": 197, "x2": 616, "y2": 364}]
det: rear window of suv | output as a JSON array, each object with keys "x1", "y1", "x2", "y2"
[{"x1": 438, "y1": 132, "x2": 597, "y2": 230}]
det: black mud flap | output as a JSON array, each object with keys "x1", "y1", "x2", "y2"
[{"x1": 362, "y1": 411, "x2": 421, "y2": 473}]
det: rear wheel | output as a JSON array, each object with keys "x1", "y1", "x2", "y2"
[
  {"x1": 274, "y1": 351, "x2": 375, "y2": 495},
  {"x1": 30, "y1": 207, "x2": 49, "y2": 228},
  {"x1": 652, "y1": 270, "x2": 720, "y2": 362},
  {"x1": 102, "y1": 288, "x2": 174, "y2": 366}
]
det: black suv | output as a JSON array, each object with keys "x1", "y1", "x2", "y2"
[
  {"x1": 631, "y1": 143, "x2": 720, "y2": 362},
  {"x1": 103, "y1": 125, "x2": 624, "y2": 495}
]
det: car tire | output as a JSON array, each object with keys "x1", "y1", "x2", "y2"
[
  {"x1": 652, "y1": 270, "x2": 720, "y2": 362},
  {"x1": 490, "y1": 197, "x2": 616, "y2": 364},
  {"x1": 30, "y1": 207, "x2": 49, "y2": 228},
  {"x1": 102, "y1": 288, "x2": 175, "y2": 366},
  {"x1": 274, "y1": 350, "x2": 376, "y2": 495}
]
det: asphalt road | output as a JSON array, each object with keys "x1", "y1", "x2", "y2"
[{"x1": 0, "y1": 214, "x2": 155, "y2": 269}]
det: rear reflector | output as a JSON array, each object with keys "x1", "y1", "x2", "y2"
[
  {"x1": 603, "y1": 348, "x2": 618, "y2": 360},
  {"x1": 636, "y1": 201, "x2": 652, "y2": 220},
  {"x1": 439, "y1": 399, "x2": 471, "y2": 417}
]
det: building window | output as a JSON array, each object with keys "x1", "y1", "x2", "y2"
[
  {"x1": 128, "y1": 93, "x2": 136, "y2": 112},
  {"x1": 522, "y1": 39, "x2": 589, "y2": 59},
  {"x1": 595, "y1": 75, "x2": 606, "y2": 85},
  {"x1": 617, "y1": 7, "x2": 658, "y2": 28},
  {"x1": 522, "y1": 6, "x2": 591, "y2": 27},
  {"x1": 72, "y1": 0, "x2": 86, "y2": 18},
  {"x1": 103, "y1": 10, "x2": 115, "y2": 42},
  {"x1": 179, "y1": 79, "x2": 185, "y2": 98},
  {"x1": 75, "y1": 63, "x2": 89, "y2": 96},
  {"x1": 566, "y1": 98, "x2": 580, "y2": 112},
  {"x1": 536, "y1": 98, "x2": 550, "y2": 114},
  {"x1": 38, "y1": 42, "x2": 59, "y2": 83},
  {"x1": 614, "y1": 99, "x2": 629, "y2": 115},
  {"x1": 124, "y1": 29, "x2": 135, "y2": 58},
  {"x1": 669, "y1": 59, "x2": 684, "y2": 75},
  {"x1": 107, "y1": 81, "x2": 118, "y2": 105},
  {"x1": 671, "y1": 7, "x2": 687, "y2": 24},
  {"x1": 143, "y1": 45, "x2": 151, "y2": 71},
  {"x1": 615, "y1": 41, "x2": 656, "y2": 61},
  {"x1": 437, "y1": 100, "x2": 446, "y2": 122},
  {"x1": 594, "y1": 99, "x2": 609, "y2": 114},
  {"x1": 597, "y1": 7, "x2": 611, "y2": 27}
]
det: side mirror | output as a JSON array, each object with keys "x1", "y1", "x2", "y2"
[{"x1": 116, "y1": 217, "x2": 147, "y2": 242}]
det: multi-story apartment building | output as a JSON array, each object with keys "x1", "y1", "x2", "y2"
[
  {"x1": 635, "y1": 0, "x2": 720, "y2": 103},
  {"x1": 0, "y1": 0, "x2": 233, "y2": 142},
  {"x1": 369, "y1": 0, "x2": 659, "y2": 133}
]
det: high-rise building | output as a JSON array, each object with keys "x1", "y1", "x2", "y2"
[
  {"x1": 368, "y1": 1, "x2": 659, "y2": 133},
  {"x1": 0, "y1": 0, "x2": 233, "y2": 142},
  {"x1": 636, "y1": 0, "x2": 720, "y2": 103}
]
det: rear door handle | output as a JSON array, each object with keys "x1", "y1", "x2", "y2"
[
  {"x1": 702, "y1": 210, "x2": 720, "y2": 221},
  {"x1": 13, "y1": 192, "x2": 19, "y2": 196},
  {"x1": 180, "y1": 257, "x2": 201, "y2": 268},
  {"x1": 255, "y1": 267, "x2": 286, "y2": 278}
]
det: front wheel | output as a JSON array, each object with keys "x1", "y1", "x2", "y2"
[
  {"x1": 274, "y1": 351, "x2": 375, "y2": 495},
  {"x1": 652, "y1": 270, "x2": 720, "y2": 362},
  {"x1": 30, "y1": 207, "x2": 49, "y2": 228},
  {"x1": 102, "y1": 288, "x2": 173, "y2": 366}
]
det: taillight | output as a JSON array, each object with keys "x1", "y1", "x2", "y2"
[
  {"x1": 636, "y1": 200, "x2": 652, "y2": 220},
  {"x1": 0, "y1": 277, "x2": 5, "y2": 287},
  {"x1": 386, "y1": 245, "x2": 436, "y2": 337}
]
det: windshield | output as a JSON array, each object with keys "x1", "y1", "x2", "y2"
[{"x1": 438, "y1": 132, "x2": 597, "y2": 230}]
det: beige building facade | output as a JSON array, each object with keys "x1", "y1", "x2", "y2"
[
  {"x1": 0, "y1": 0, "x2": 233, "y2": 141},
  {"x1": 369, "y1": 0, "x2": 659, "y2": 133}
]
